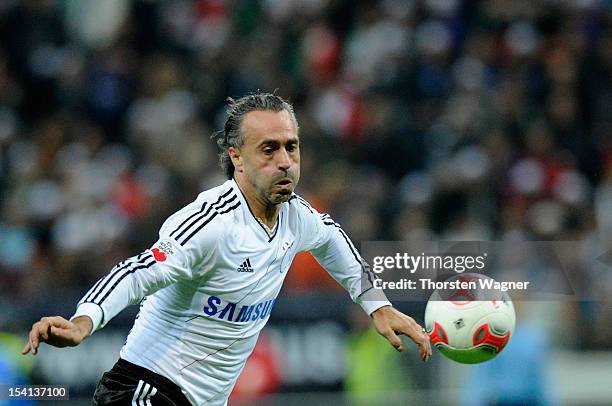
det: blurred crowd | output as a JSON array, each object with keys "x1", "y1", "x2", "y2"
[{"x1": 1, "y1": 0, "x2": 611, "y2": 348}]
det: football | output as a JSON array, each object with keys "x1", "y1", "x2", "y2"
[{"x1": 424, "y1": 274, "x2": 516, "y2": 364}]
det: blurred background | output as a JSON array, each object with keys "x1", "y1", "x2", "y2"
[{"x1": 1, "y1": 0, "x2": 611, "y2": 404}]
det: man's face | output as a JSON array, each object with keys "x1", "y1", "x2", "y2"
[{"x1": 230, "y1": 110, "x2": 300, "y2": 205}]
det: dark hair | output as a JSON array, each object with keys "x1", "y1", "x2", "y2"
[{"x1": 212, "y1": 92, "x2": 297, "y2": 179}]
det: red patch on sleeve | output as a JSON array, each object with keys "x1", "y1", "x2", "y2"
[{"x1": 152, "y1": 248, "x2": 167, "y2": 262}]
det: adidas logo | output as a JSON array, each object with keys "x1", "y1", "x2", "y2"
[{"x1": 237, "y1": 258, "x2": 254, "y2": 273}]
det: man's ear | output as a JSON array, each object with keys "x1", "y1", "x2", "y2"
[{"x1": 228, "y1": 147, "x2": 243, "y2": 172}]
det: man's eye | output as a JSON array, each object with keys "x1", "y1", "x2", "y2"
[{"x1": 263, "y1": 148, "x2": 273, "y2": 154}]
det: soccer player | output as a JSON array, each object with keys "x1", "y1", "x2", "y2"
[{"x1": 22, "y1": 93, "x2": 431, "y2": 405}]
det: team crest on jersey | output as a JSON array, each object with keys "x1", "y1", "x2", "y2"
[{"x1": 152, "y1": 241, "x2": 175, "y2": 262}]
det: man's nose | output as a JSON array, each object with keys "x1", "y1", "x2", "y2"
[{"x1": 277, "y1": 149, "x2": 291, "y2": 171}]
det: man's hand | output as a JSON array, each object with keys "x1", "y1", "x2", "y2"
[
  {"x1": 371, "y1": 306, "x2": 432, "y2": 361},
  {"x1": 22, "y1": 316, "x2": 93, "y2": 356}
]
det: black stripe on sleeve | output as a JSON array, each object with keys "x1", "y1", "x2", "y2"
[
  {"x1": 179, "y1": 213, "x2": 217, "y2": 247},
  {"x1": 94, "y1": 259, "x2": 156, "y2": 305},
  {"x1": 179, "y1": 201, "x2": 241, "y2": 246},
  {"x1": 322, "y1": 219, "x2": 376, "y2": 286},
  {"x1": 298, "y1": 201, "x2": 313, "y2": 213},
  {"x1": 169, "y1": 188, "x2": 233, "y2": 238},
  {"x1": 321, "y1": 214, "x2": 332, "y2": 223},
  {"x1": 357, "y1": 286, "x2": 374, "y2": 298},
  {"x1": 82, "y1": 276, "x2": 106, "y2": 303},
  {"x1": 83, "y1": 254, "x2": 148, "y2": 302},
  {"x1": 173, "y1": 203, "x2": 213, "y2": 241},
  {"x1": 86, "y1": 253, "x2": 154, "y2": 304},
  {"x1": 295, "y1": 195, "x2": 314, "y2": 213},
  {"x1": 173, "y1": 193, "x2": 237, "y2": 241}
]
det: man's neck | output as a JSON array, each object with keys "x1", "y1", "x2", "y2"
[{"x1": 233, "y1": 176, "x2": 280, "y2": 228}]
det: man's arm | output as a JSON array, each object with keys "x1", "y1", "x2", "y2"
[
  {"x1": 304, "y1": 209, "x2": 431, "y2": 360},
  {"x1": 69, "y1": 240, "x2": 195, "y2": 334},
  {"x1": 22, "y1": 199, "x2": 224, "y2": 356},
  {"x1": 21, "y1": 241, "x2": 190, "y2": 356}
]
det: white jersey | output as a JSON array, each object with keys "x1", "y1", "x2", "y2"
[{"x1": 72, "y1": 179, "x2": 390, "y2": 405}]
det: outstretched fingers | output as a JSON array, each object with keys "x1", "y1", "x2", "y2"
[
  {"x1": 380, "y1": 328, "x2": 404, "y2": 352},
  {"x1": 399, "y1": 317, "x2": 432, "y2": 361},
  {"x1": 23, "y1": 317, "x2": 63, "y2": 356},
  {"x1": 27, "y1": 321, "x2": 42, "y2": 356},
  {"x1": 21, "y1": 341, "x2": 31, "y2": 355},
  {"x1": 373, "y1": 307, "x2": 433, "y2": 361}
]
